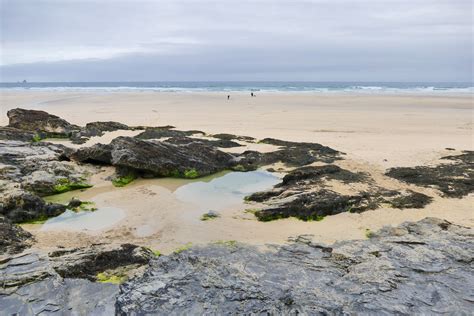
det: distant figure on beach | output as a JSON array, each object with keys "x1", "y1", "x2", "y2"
[
  {"x1": 251, "y1": 92, "x2": 254, "y2": 97},
  {"x1": 227, "y1": 95, "x2": 230, "y2": 100}
]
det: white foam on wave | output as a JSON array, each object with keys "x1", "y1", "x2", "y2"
[{"x1": 1, "y1": 85, "x2": 472, "y2": 94}]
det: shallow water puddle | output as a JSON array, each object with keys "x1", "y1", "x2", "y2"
[
  {"x1": 174, "y1": 170, "x2": 280, "y2": 211},
  {"x1": 40, "y1": 207, "x2": 126, "y2": 231},
  {"x1": 39, "y1": 170, "x2": 280, "y2": 233}
]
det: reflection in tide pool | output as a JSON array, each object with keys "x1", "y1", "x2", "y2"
[
  {"x1": 41, "y1": 207, "x2": 126, "y2": 231},
  {"x1": 175, "y1": 170, "x2": 280, "y2": 210}
]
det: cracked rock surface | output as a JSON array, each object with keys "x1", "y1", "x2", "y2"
[{"x1": 116, "y1": 218, "x2": 474, "y2": 315}]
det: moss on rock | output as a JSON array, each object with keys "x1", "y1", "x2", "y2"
[{"x1": 112, "y1": 174, "x2": 136, "y2": 187}]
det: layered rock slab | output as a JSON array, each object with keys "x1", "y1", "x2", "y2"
[{"x1": 116, "y1": 218, "x2": 474, "y2": 315}]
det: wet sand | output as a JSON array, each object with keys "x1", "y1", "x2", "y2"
[{"x1": 2, "y1": 91, "x2": 473, "y2": 253}]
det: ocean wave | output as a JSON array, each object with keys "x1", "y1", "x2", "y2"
[{"x1": 1, "y1": 83, "x2": 472, "y2": 94}]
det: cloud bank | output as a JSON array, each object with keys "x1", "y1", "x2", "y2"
[{"x1": 0, "y1": 0, "x2": 472, "y2": 82}]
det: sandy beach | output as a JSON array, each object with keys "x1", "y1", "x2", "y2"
[{"x1": 1, "y1": 91, "x2": 473, "y2": 253}]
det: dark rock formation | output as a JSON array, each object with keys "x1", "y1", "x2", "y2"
[
  {"x1": 0, "y1": 216, "x2": 33, "y2": 255},
  {"x1": 234, "y1": 139, "x2": 343, "y2": 171},
  {"x1": 279, "y1": 164, "x2": 368, "y2": 186},
  {"x1": 116, "y1": 218, "x2": 474, "y2": 315},
  {"x1": 0, "y1": 244, "x2": 153, "y2": 315},
  {"x1": 386, "y1": 151, "x2": 474, "y2": 198},
  {"x1": 0, "y1": 190, "x2": 66, "y2": 223},
  {"x1": 212, "y1": 133, "x2": 256, "y2": 142},
  {"x1": 70, "y1": 121, "x2": 131, "y2": 144},
  {"x1": 0, "y1": 127, "x2": 36, "y2": 142},
  {"x1": 50, "y1": 244, "x2": 153, "y2": 280},
  {"x1": 83, "y1": 121, "x2": 130, "y2": 136},
  {"x1": 7, "y1": 108, "x2": 79, "y2": 137},
  {"x1": 135, "y1": 126, "x2": 204, "y2": 140},
  {"x1": 0, "y1": 140, "x2": 92, "y2": 222},
  {"x1": 165, "y1": 136, "x2": 243, "y2": 148},
  {"x1": 246, "y1": 165, "x2": 433, "y2": 221},
  {"x1": 72, "y1": 136, "x2": 234, "y2": 178}
]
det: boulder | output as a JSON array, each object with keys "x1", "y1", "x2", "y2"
[
  {"x1": 0, "y1": 140, "x2": 93, "y2": 197},
  {"x1": 7, "y1": 108, "x2": 79, "y2": 137},
  {"x1": 0, "y1": 188, "x2": 66, "y2": 223},
  {"x1": 72, "y1": 136, "x2": 234, "y2": 178}
]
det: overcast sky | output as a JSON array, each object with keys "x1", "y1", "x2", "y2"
[{"x1": 0, "y1": 0, "x2": 472, "y2": 82}]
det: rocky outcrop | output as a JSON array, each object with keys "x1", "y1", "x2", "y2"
[
  {"x1": 116, "y1": 218, "x2": 474, "y2": 315},
  {"x1": 135, "y1": 126, "x2": 204, "y2": 140},
  {"x1": 70, "y1": 121, "x2": 131, "y2": 144},
  {"x1": 234, "y1": 139, "x2": 343, "y2": 171},
  {"x1": 49, "y1": 244, "x2": 153, "y2": 280},
  {"x1": 0, "y1": 140, "x2": 93, "y2": 222},
  {"x1": 165, "y1": 136, "x2": 243, "y2": 148},
  {"x1": 0, "y1": 216, "x2": 33, "y2": 255},
  {"x1": 7, "y1": 108, "x2": 79, "y2": 137},
  {"x1": 0, "y1": 244, "x2": 153, "y2": 315},
  {"x1": 1, "y1": 218, "x2": 471, "y2": 314},
  {"x1": 0, "y1": 189, "x2": 66, "y2": 223},
  {"x1": 211, "y1": 133, "x2": 256, "y2": 142},
  {"x1": 0, "y1": 127, "x2": 36, "y2": 142},
  {"x1": 386, "y1": 151, "x2": 474, "y2": 198},
  {"x1": 246, "y1": 165, "x2": 433, "y2": 221},
  {"x1": 71, "y1": 136, "x2": 235, "y2": 178}
]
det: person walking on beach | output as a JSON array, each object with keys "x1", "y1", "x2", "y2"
[
  {"x1": 251, "y1": 92, "x2": 254, "y2": 97},
  {"x1": 227, "y1": 95, "x2": 230, "y2": 100}
]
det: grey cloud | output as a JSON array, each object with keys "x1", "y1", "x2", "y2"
[{"x1": 0, "y1": 0, "x2": 472, "y2": 82}]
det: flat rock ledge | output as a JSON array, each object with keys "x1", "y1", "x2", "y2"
[
  {"x1": 116, "y1": 218, "x2": 473, "y2": 315},
  {"x1": 0, "y1": 244, "x2": 153, "y2": 315},
  {"x1": 0, "y1": 218, "x2": 472, "y2": 314}
]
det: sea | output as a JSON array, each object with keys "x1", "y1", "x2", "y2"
[{"x1": 0, "y1": 81, "x2": 472, "y2": 94}]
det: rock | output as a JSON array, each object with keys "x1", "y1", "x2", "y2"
[
  {"x1": 135, "y1": 126, "x2": 204, "y2": 140},
  {"x1": 165, "y1": 136, "x2": 243, "y2": 148},
  {"x1": 50, "y1": 243, "x2": 153, "y2": 280},
  {"x1": 0, "y1": 140, "x2": 93, "y2": 196},
  {"x1": 388, "y1": 190, "x2": 434, "y2": 209},
  {"x1": 67, "y1": 198, "x2": 83, "y2": 209},
  {"x1": 0, "y1": 216, "x2": 33, "y2": 255},
  {"x1": 200, "y1": 210, "x2": 220, "y2": 221},
  {"x1": 83, "y1": 121, "x2": 130, "y2": 136},
  {"x1": 70, "y1": 121, "x2": 131, "y2": 144},
  {"x1": 70, "y1": 143, "x2": 114, "y2": 164},
  {"x1": 260, "y1": 138, "x2": 343, "y2": 165},
  {"x1": 386, "y1": 151, "x2": 474, "y2": 197},
  {"x1": 279, "y1": 164, "x2": 368, "y2": 186},
  {"x1": 234, "y1": 139, "x2": 343, "y2": 171},
  {"x1": 254, "y1": 190, "x2": 376, "y2": 221},
  {"x1": 0, "y1": 127, "x2": 36, "y2": 142},
  {"x1": 211, "y1": 133, "x2": 256, "y2": 142},
  {"x1": 72, "y1": 136, "x2": 234, "y2": 178},
  {"x1": 0, "y1": 188, "x2": 66, "y2": 223},
  {"x1": 0, "y1": 243, "x2": 153, "y2": 315},
  {"x1": 246, "y1": 165, "x2": 433, "y2": 221},
  {"x1": 7, "y1": 108, "x2": 79, "y2": 137},
  {"x1": 0, "y1": 140, "x2": 93, "y2": 222},
  {"x1": 116, "y1": 218, "x2": 474, "y2": 315}
]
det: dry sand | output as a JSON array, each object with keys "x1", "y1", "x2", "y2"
[{"x1": 2, "y1": 91, "x2": 473, "y2": 253}]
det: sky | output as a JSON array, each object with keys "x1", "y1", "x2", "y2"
[{"x1": 0, "y1": 0, "x2": 472, "y2": 82}]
